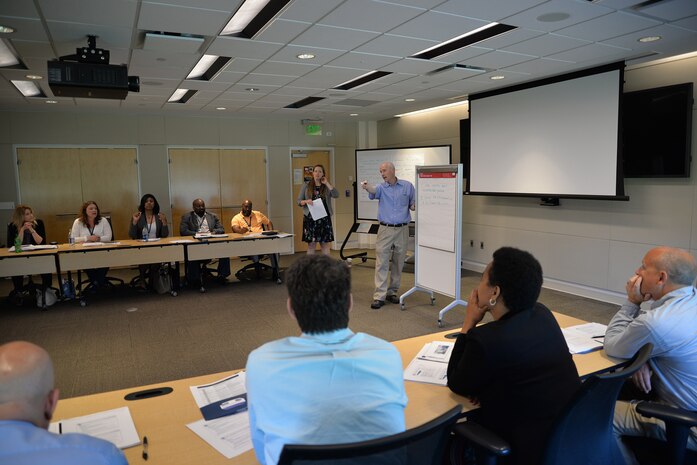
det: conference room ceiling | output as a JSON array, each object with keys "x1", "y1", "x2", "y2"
[{"x1": 0, "y1": 0, "x2": 696, "y2": 122}]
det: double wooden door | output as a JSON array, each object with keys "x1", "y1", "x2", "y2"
[{"x1": 17, "y1": 147, "x2": 139, "y2": 243}]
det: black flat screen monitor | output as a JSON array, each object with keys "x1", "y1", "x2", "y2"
[{"x1": 622, "y1": 83, "x2": 693, "y2": 178}]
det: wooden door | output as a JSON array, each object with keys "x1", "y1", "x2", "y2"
[
  {"x1": 220, "y1": 149, "x2": 267, "y2": 228},
  {"x1": 17, "y1": 148, "x2": 83, "y2": 243},
  {"x1": 79, "y1": 148, "x2": 139, "y2": 241},
  {"x1": 291, "y1": 150, "x2": 331, "y2": 251},
  {"x1": 169, "y1": 149, "x2": 221, "y2": 231}
]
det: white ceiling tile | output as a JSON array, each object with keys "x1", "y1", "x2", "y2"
[
  {"x1": 291, "y1": 24, "x2": 379, "y2": 50},
  {"x1": 636, "y1": 0, "x2": 697, "y2": 22},
  {"x1": 238, "y1": 73, "x2": 297, "y2": 86},
  {"x1": 672, "y1": 14, "x2": 697, "y2": 32},
  {"x1": 473, "y1": 28, "x2": 546, "y2": 50},
  {"x1": 0, "y1": 1, "x2": 39, "y2": 18},
  {"x1": 434, "y1": 0, "x2": 548, "y2": 23},
  {"x1": 280, "y1": 0, "x2": 344, "y2": 23},
  {"x1": 48, "y1": 22, "x2": 131, "y2": 49},
  {"x1": 389, "y1": 11, "x2": 490, "y2": 42},
  {"x1": 380, "y1": 58, "x2": 445, "y2": 75},
  {"x1": 255, "y1": 19, "x2": 311, "y2": 44},
  {"x1": 319, "y1": 0, "x2": 425, "y2": 33},
  {"x1": 430, "y1": 44, "x2": 491, "y2": 64},
  {"x1": 503, "y1": 0, "x2": 613, "y2": 32},
  {"x1": 555, "y1": 11, "x2": 661, "y2": 42},
  {"x1": 253, "y1": 61, "x2": 318, "y2": 77},
  {"x1": 465, "y1": 50, "x2": 537, "y2": 69},
  {"x1": 138, "y1": 2, "x2": 229, "y2": 36},
  {"x1": 40, "y1": 0, "x2": 137, "y2": 28},
  {"x1": 503, "y1": 33, "x2": 590, "y2": 57},
  {"x1": 132, "y1": 49, "x2": 199, "y2": 68},
  {"x1": 602, "y1": 24, "x2": 697, "y2": 51},
  {"x1": 0, "y1": 17, "x2": 47, "y2": 41},
  {"x1": 547, "y1": 42, "x2": 629, "y2": 63},
  {"x1": 503, "y1": 57, "x2": 576, "y2": 76},
  {"x1": 180, "y1": 79, "x2": 231, "y2": 91},
  {"x1": 327, "y1": 52, "x2": 400, "y2": 70},
  {"x1": 355, "y1": 34, "x2": 439, "y2": 58},
  {"x1": 270, "y1": 45, "x2": 344, "y2": 65},
  {"x1": 11, "y1": 40, "x2": 54, "y2": 59},
  {"x1": 270, "y1": 85, "x2": 325, "y2": 97},
  {"x1": 142, "y1": 0, "x2": 241, "y2": 12},
  {"x1": 142, "y1": 33, "x2": 204, "y2": 54},
  {"x1": 208, "y1": 37, "x2": 283, "y2": 60}
]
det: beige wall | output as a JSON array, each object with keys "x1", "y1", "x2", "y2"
[
  {"x1": 378, "y1": 55, "x2": 697, "y2": 304},
  {"x1": 0, "y1": 113, "x2": 357, "y2": 251}
]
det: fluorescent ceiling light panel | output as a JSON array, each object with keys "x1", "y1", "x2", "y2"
[
  {"x1": 395, "y1": 100, "x2": 468, "y2": 117},
  {"x1": 411, "y1": 23, "x2": 516, "y2": 60},
  {"x1": 187, "y1": 55, "x2": 231, "y2": 80},
  {"x1": 334, "y1": 71, "x2": 392, "y2": 91},
  {"x1": 0, "y1": 39, "x2": 21, "y2": 67},
  {"x1": 221, "y1": 0, "x2": 291, "y2": 39},
  {"x1": 11, "y1": 80, "x2": 44, "y2": 97},
  {"x1": 168, "y1": 89, "x2": 197, "y2": 103},
  {"x1": 285, "y1": 96, "x2": 325, "y2": 109}
]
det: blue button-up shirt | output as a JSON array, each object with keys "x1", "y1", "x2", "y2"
[
  {"x1": 246, "y1": 328, "x2": 407, "y2": 465},
  {"x1": 369, "y1": 178, "x2": 415, "y2": 224}
]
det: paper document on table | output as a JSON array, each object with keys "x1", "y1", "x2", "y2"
[
  {"x1": 187, "y1": 412, "x2": 253, "y2": 459},
  {"x1": 6, "y1": 244, "x2": 59, "y2": 252},
  {"x1": 275, "y1": 232, "x2": 293, "y2": 238},
  {"x1": 416, "y1": 341, "x2": 454, "y2": 362},
  {"x1": 143, "y1": 238, "x2": 160, "y2": 242},
  {"x1": 81, "y1": 242, "x2": 121, "y2": 247},
  {"x1": 171, "y1": 239, "x2": 194, "y2": 243},
  {"x1": 307, "y1": 200, "x2": 328, "y2": 221},
  {"x1": 49, "y1": 406, "x2": 140, "y2": 449},
  {"x1": 562, "y1": 322, "x2": 607, "y2": 354},
  {"x1": 404, "y1": 358, "x2": 449, "y2": 386},
  {"x1": 190, "y1": 372, "x2": 248, "y2": 421}
]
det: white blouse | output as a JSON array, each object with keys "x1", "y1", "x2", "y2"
[{"x1": 71, "y1": 217, "x2": 113, "y2": 243}]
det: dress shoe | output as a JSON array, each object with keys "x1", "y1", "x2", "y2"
[
  {"x1": 386, "y1": 295, "x2": 400, "y2": 304},
  {"x1": 370, "y1": 299, "x2": 385, "y2": 309}
]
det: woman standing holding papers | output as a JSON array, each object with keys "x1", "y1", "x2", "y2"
[
  {"x1": 297, "y1": 164, "x2": 338, "y2": 255},
  {"x1": 71, "y1": 201, "x2": 112, "y2": 288},
  {"x1": 6, "y1": 205, "x2": 52, "y2": 303}
]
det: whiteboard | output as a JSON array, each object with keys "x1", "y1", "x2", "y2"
[
  {"x1": 415, "y1": 165, "x2": 462, "y2": 299},
  {"x1": 356, "y1": 146, "x2": 451, "y2": 221}
]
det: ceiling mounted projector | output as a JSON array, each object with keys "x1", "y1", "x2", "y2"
[{"x1": 47, "y1": 35, "x2": 139, "y2": 100}]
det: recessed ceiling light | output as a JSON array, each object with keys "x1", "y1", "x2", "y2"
[
  {"x1": 0, "y1": 25, "x2": 15, "y2": 34},
  {"x1": 638, "y1": 36, "x2": 661, "y2": 43},
  {"x1": 216, "y1": 107, "x2": 226, "y2": 110},
  {"x1": 296, "y1": 53, "x2": 315, "y2": 60},
  {"x1": 536, "y1": 12, "x2": 570, "y2": 22},
  {"x1": 490, "y1": 75, "x2": 505, "y2": 80},
  {"x1": 25, "y1": 74, "x2": 42, "y2": 80},
  {"x1": 405, "y1": 98, "x2": 415, "y2": 102},
  {"x1": 350, "y1": 113, "x2": 358, "y2": 116},
  {"x1": 246, "y1": 87, "x2": 259, "y2": 92},
  {"x1": 45, "y1": 100, "x2": 58, "y2": 104}
]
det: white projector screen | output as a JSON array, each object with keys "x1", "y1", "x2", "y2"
[{"x1": 467, "y1": 63, "x2": 625, "y2": 199}]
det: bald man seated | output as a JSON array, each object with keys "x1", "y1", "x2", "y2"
[{"x1": 0, "y1": 341, "x2": 127, "y2": 465}]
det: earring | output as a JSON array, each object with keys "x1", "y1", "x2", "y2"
[{"x1": 488, "y1": 297, "x2": 497, "y2": 307}]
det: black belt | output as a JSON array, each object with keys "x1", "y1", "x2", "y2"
[{"x1": 379, "y1": 222, "x2": 408, "y2": 227}]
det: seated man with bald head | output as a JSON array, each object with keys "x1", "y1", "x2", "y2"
[
  {"x1": 605, "y1": 247, "x2": 697, "y2": 464},
  {"x1": 0, "y1": 341, "x2": 127, "y2": 465}
]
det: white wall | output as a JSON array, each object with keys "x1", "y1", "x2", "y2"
[{"x1": 378, "y1": 55, "x2": 697, "y2": 304}]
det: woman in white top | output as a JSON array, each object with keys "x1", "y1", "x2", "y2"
[{"x1": 71, "y1": 201, "x2": 112, "y2": 288}]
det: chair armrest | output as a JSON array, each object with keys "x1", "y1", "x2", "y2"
[
  {"x1": 453, "y1": 422, "x2": 511, "y2": 456},
  {"x1": 636, "y1": 402, "x2": 697, "y2": 428}
]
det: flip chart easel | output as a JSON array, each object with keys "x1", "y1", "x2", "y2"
[{"x1": 401, "y1": 164, "x2": 465, "y2": 327}]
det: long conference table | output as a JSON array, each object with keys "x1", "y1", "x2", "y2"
[
  {"x1": 0, "y1": 234, "x2": 294, "y2": 290},
  {"x1": 52, "y1": 312, "x2": 624, "y2": 465}
]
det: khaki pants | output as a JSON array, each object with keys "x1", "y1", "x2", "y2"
[
  {"x1": 614, "y1": 400, "x2": 697, "y2": 465},
  {"x1": 373, "y1": 225, "x2": 409, "y2": 301}
]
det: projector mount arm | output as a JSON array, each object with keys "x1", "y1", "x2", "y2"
[{"x1": 58, "y1": 35, "x2": 110, "y2": 65}]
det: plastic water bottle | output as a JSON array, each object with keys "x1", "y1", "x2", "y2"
[
  {"x1": 68, "y1": 229, "x2": 74, "y2": 246},
  {"x1": 142, "y1": 230, "x2": 148, "y2": 242},
  {"x1": 14, "y1": 235, "x2": 22, "y2": 253}
]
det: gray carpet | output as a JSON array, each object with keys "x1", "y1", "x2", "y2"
[{"x1": 0, "y1": 252, "x2": 620, "y2": 399}]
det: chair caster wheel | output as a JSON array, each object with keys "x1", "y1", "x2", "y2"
[
  {"x1": 80, "y1": 300, "x2": 87, "y2": 307},
  {"x1": 199, "y1": 287, "x2": 206, "y2": 293},
  {"x1": 41, "y1": 305, "x2": 48, "y2": 311},
  {"x1": 171, "y1": 291, "x2": 178, "y2": 297},
  {"x1": 430, "y1": 298, "x2": 436, "y2": 305},
  {"x1": 361, "y1": 257, "x2": 367, "y2": 263},
  {"x1": 438, "y1": 320, "x2": 443, "y2": 328},
  {"x1": 276, "y1": 279, "x2": 282, "y2": 284}
]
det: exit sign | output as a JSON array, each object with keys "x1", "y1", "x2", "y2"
[{"x1": 305, "y1": 124, "x2": 322, "y2": 136}]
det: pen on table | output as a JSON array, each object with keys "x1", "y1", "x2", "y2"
[
  {"x1": 58, "y1": 422, "x2": 62, "y2": 434},
  {"x1": 142, "y1": 436, "x2": 148, "y2": 461},
  {"x1": 591, "y1": 335, "x2": 605, "y2": 340}
]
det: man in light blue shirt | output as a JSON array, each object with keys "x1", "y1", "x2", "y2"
[
  {"x1": 246, "y1": 254, "x2": 408, "y2": 465},
  {"x1": 361, "y1": 162, "x2": 416, "y2": 309},
  {"x1": 605, "y1": 246, "x2": 697, "y2": 464},
  {"x1": 0, "y1": 341, "x2": 127, "y2": 465}
]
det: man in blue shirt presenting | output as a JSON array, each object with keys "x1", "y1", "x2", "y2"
[
  {"x1": 604, "y1": 246, "x2": 697, "y2": 464},
  {"x1": 0, "y1": 341, "x2": 127, "y2": 465},
  {"x1": 361, "y1": 162, "x2": 416, "y2": 309},
  {"x1": 246, "y1": 254, "x2": 407, "y2": 465}
]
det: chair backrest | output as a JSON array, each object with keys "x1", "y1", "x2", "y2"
[
  {"x1": 541, "y1": 343, "x2": 653, "y2": 465},
  {"x1": 277, "y1": 405, "x2": 462, "y2": 465},
  {"x1": 105, "y1": 215, "x2": 115, "y2": 240}
]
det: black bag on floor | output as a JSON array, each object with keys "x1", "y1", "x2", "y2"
[{"x1": 153, "y1": 263, "x2": 172, "y2": 294}]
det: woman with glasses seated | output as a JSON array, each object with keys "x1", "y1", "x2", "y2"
[
  {"x1": 6, "y1": 205, "x2": 52, "y2": 304},
  {"x1": 128, "y1": 194, "x2": 169, "y2": 289},
  {"x1": 71, "y1": 201, "x2": 112, "y2": 289},
  {"x1": 446, "y1": 247, "x2": 580, "y2": 465}
]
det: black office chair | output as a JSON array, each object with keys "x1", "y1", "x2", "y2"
[
  {"x1": 77, "y1": 216, "x2": 124, "y2": 298},
  {"x1": 235, "y1": 254, "x2": 281, "y2": 284},
  {"x1": 277, "y1": 405, "x2": 462, "y2": 465},
  {"x1": 623, "y1": 402, "x2": 697, "y2": 465},
  {"x1": 452, "y1": 343, "x2": 653, "y2": 465}
]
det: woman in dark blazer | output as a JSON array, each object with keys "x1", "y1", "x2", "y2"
[
  {"x1": 6, "y1": 205, "x2": 52, "y2": 301},
  {"x1": 128, "y1": 194, "x2": 169, "y2": 289},
  {"x1": 447, "y1": 247, "x2": 581, "y2": 465}
]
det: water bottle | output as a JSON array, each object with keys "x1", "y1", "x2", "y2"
[
  {"x1": 68, "y1": 229, "x2": 74, "y2": 246},
  {"x1": 14, "y1": 235, "x2": 22, "y2": 253},
  {"x1": 142, "y1": 229, "x2": 148, "y2": 241}
]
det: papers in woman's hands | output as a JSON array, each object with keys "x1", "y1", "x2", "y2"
[
  {"x1": 307, "y1": 200, "x2": 328, "y2": 221},
  {"x1": 49, "y1": 406, "x2": 140, "y2": 449},
  {"x1": 187, "y1": 372, "x2": 253, "y2": 459},
  {"x1": 561, "y1": 322, "x2": 607, "y2": 354},
  {"x1": 403, "y1": 341, "x2": 454, "y2": 386}
]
